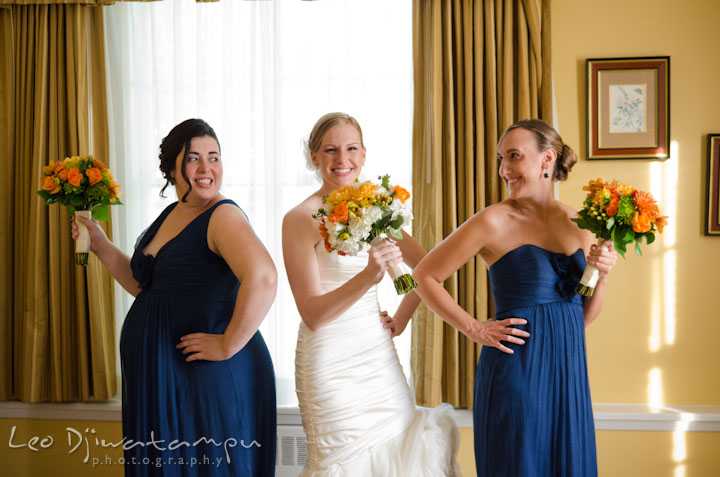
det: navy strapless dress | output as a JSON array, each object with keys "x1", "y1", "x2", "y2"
[
  {"x1": 120, "y1": 200, "x2": 276, "y2": 476},
  {"x1": 473, "y1": 244, "x2": 597, "y2": 476}
]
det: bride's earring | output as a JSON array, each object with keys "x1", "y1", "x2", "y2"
[{"x1": 543, "y1": 168, "x2": 549, "y2": 179}]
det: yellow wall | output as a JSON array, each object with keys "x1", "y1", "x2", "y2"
[
  {"x1": 1, "y1": 418, "x2": 123, "y2": 477},
  {"x1": 553, "y1": 0, "x2": 720, "y2": 405},
  {"x1": 462, "y1": 0, "x2": 720, "y2": 475},
  {"x1": 458, "y1": 428, "x2": 720, "y2": 477}
]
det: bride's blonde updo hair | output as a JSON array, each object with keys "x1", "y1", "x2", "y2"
[
  {"x1": 304, "y1": 112, "x2": 364, "y2": 180},
  {"x1": 499, "y1": 119, "x2": 578, "y2": 181}
]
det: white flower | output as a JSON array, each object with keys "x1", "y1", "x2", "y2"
[{"x1": 375, "y1": 186, "x2": 390, "y2": 196}]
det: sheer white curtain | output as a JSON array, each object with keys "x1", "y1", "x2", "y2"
[{"x1": 104, "y1": 0, "x2": 412, "y2": 405}]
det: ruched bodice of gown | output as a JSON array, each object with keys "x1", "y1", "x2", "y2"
[
  {"x1": 488, "y1": 243, "x2": 585, "y2": 315},
  {"x1": 474, "y1": 244, "x2": 596, "y2": 476},
  {"x1": 295, "y1": 242, "x2": 460, "y2": 476}
]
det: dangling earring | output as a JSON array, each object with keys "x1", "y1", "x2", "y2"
[{"x1": 543, "y1": 169, "x2": 549, "y2": 179}]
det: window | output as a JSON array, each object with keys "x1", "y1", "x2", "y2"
[{"x1": 105, "y1": 0, "x2": 413, "y2": 405}]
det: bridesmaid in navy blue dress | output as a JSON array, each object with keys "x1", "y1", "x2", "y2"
[
  {"x1": 414, "y1": 119, "x2": 618, "y2": 476},
  {"x1": 74, "y1": 119, "x2": 277, "y2": 476}
]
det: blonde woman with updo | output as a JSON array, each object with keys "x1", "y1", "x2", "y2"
[
  {"x1": 282, "y1": 112, "x2": 460, "y2": 476},
  {"x1": 413, "y1": 119, "x2": 618, "y2": 476}
]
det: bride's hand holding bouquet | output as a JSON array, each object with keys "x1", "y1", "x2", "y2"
[{"x1": 313, "y1": 174, "x2": 418, "y2": 295}]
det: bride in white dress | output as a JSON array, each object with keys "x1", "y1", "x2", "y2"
[{"x1": 282, "y1": 112, "x2": 460, "y2": 476}]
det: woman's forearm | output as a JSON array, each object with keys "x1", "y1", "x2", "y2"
[
  {"x1": 582, "y1": 277, "x2": 608, "y2": 326},
  {"x1": 297, "y1": 269, "x2": 378, "y2": 331},
  {"x1": 222, "y1": 268, "x2": 278, "y2": 355},
  {"x1": 391, "y1": 290, "x2": 421, "y2": 331},
  {"x1": 94, "y1": 240, "x2": 141, "y2": 296},
  {"x1": 413, "y1": 272, "x2": 478, "y2": 337}
]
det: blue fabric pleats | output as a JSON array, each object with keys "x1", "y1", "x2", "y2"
[
  {"x1": 474, "y1": 244, "x2": 597, "y2": 477},
  {"x1": 121, "y1": 200, "x2": 276, "y2": 476}
]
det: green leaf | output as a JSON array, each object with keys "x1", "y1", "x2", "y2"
[
  {"x1": 66, "y1": 205, "x2": 76, "y2": 218},
  {"x1": 606, "y1": 217, "x2": 615, "y2": 230},
  {"x1": 379, "y1": 174, "x2": 391, "y2": 190},
  {"x1": 612, "y1": 227, "x2": 627, "y2": 258},
  {"x1": 635, "y1": 240, "x2": 643, "y2": 256},
  {"x1": 388, "y1": 228, "x2": 404, "y2": 240},
  {"x1": 92, "y1": 204, "x2": 109, "y2": 221},
  {"x1": 623, "y1": 228, "x2": 635, "y2": 243},
  {"x1": 645, "y1": 233, "x2": 655, "y2": 245},
  {"x1": 389, "y1": 216, "x2": 404, "y2": 229}
]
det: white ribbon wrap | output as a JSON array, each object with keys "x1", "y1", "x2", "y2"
[{"x1": 75, "y1": 210, "x2": 91, "y2": 254}]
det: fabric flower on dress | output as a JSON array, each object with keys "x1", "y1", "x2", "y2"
[
  {"x1": 133, "y1": 253, "x2": 155, "y2": 289},
  {"x1": 550, "y1": 253, "x2": 583, "y2": 302}
]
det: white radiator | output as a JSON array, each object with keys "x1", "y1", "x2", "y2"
[{"x1": 275, "y1": 424, "x2": 307, "y2": 477}]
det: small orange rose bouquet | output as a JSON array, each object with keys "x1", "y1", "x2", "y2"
[
  {"x1": 37, "y1": 156, "x2": 123, "y2": 266},
  {"x1": 571, "y1": 178, "x2": 667, "y2": 296},
  {"x1": 312, "y1": 175, "x2": 417, "y2": 295}
]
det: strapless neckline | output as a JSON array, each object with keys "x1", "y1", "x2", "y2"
[{"x1": 490, "y1": 243, "x2": 584, "y2": 271}]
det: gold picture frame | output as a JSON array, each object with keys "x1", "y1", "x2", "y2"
[
  {"x1": 586, "y1": 57, "x2": 670, "y2": 160},
  {"x1": 706, "y1": 134, "x2": 720, "y2": 236}
]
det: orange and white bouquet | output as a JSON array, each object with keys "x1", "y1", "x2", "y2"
[
  {"x1": 572, "y1": 178, "x2": 667, "y2": 296},
  {"x1": 38, "y1": 155, "x2": 123, "y2": 266},
  {"x1": 313, "y1": 175, "x2": 417, "y2": 294}
]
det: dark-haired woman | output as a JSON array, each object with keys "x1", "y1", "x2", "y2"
[
  {"x1": 73, "y1": 119, "x2": 277, "y2": 476},
  {"x1": 413, "y1": 119, "x2": 618, "y2": 476}
]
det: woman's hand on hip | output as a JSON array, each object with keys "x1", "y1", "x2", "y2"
[
  {"x1": 177, "y1": 333, "x2": 233, "y2": 362},
  {"x1": 467, "y1": 318, "x2": 530, "y2": 354}
]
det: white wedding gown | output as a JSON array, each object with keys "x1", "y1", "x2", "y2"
[{"x1": 295, "y1": 242, "x2": 461, "y2": 476}]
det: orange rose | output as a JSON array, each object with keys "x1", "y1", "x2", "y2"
[
  {"x1": 58, "y1": 168, "x2": 69, "y2": 181},
  {"x1": 333, "y1": 202, "x2": 349, "y2": 223},
  {"x1": 67, "y1": 166, "x2": 83, "y2": 187},
  {"x1": 632, "y1": 212, "x2": 652, "y2": 233},
  {"x1": 86, "y1": 167, "x2": 103, "y2": 185},
  {"x1": 53, "y1": 161, "x2": 66, "y2": 174},
  {"x1": 41, "y1": 176, "x2": 60, "y2": 194},
  {"x1": 393, "y1": 185, "x2": 410, "y2": 203}
]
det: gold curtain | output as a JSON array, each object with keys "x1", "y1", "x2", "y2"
[
  {"x1": 0, "y1": 3, "x2": 116, "y2": 402},
  {"x1": 411, "y1": 0, "x2": 552, "y2": 408},
  {"x1": 0, "y1": 1, "x2": 217, "y2": 5}
]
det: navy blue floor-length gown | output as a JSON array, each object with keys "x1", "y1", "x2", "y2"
[
  {"x1": 120, "y1": 199, "x2": 276, "y2": 476},
  {"x1": 474, "y1": 244, "x2": 597, "y2": 476}
]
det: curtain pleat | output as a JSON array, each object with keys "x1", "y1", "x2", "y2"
[
  {"x1": 1, "y1": 3, "x2": 116, "y2": 402},
  {"x1": 411, "y1": 0, "x2": 552, "y2": 408}
]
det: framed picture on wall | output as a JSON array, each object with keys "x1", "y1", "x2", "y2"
[
  {"x1": 706, "y1": 134, "x2": 720, "y2": 236},
  {"x1": 586, "y1": 57, "x2": 670, "y2": 160}
]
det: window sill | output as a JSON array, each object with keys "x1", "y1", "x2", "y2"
[{"x1": 2, "y1": 402, "x2": 719, "y2": 432}]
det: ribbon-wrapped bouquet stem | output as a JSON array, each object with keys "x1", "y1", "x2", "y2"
[
  {"x1": 38, "y1": 156, "x2": 123, "y2": 266},
  {"x1": 571, "y1": 178, "x2": 668, "y2": 296},
  {"x1": 313, "y1": 175, "x2": 418, "y2": 295}
]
